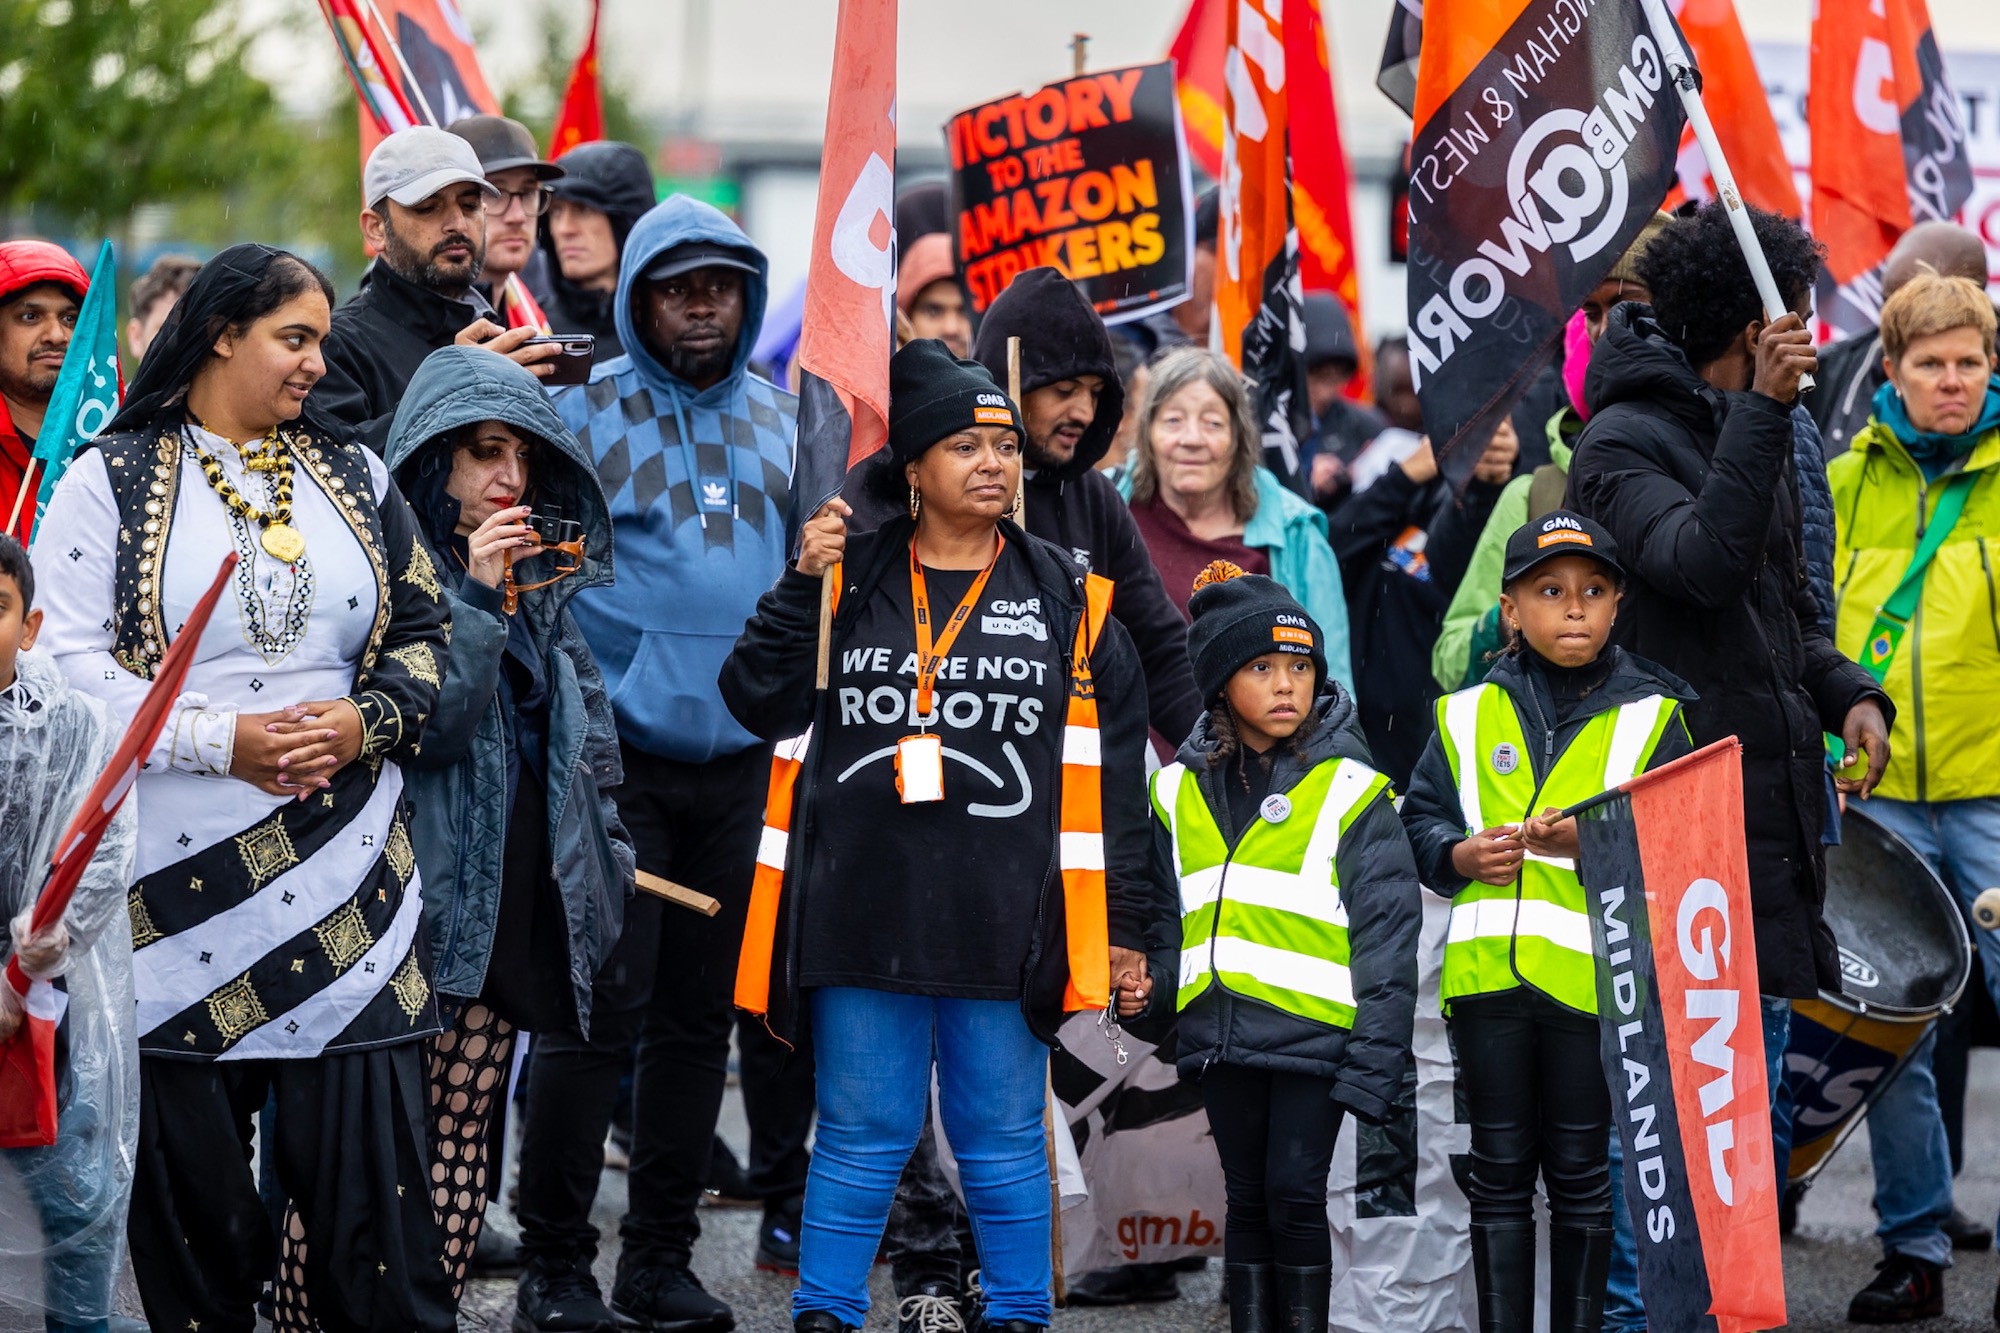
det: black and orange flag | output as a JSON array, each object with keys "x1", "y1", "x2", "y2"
[
  {"x1": 1577, "y1": 739, "x2": 1786, "y2": 1333},
  {"x1": 1406, "y1": 0, "x2": 1683, "y2": 485},
  {"x1": 1810, "y1": 0, "x2": 1972, "y2": 330},
  {"x1": 1215, "y1": 0, "x2": 1309, "y2": 491},
  {"x1": 787, "y1": 0, "x2": 895, "y2": 551}
]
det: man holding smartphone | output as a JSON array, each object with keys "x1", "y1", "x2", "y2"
[{"x1": 316, "y1": 125, "x2": 563, "y2": 454}]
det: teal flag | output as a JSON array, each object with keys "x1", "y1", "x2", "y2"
[{"x1": 32, "y1": 242, "x2": 121, "y2": 519}]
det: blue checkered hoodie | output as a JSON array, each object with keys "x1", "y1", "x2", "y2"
[{"x1": 556, "y1": 197, "x2": 798, "y2": 762}]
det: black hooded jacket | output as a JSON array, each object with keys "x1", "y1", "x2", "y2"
[
  {"x1": 1163, "y1": 686, "x2": 1421, "y2": 1124},
  {"x1": 1567, "y1": 303, "x2": 1892, "y2": 998},
  {"x1": 1401, "y1": 646, "x2": 1696, "y2": 896},
  {"x1": 317, "y1": 262, "x2": 492, "y2": 455},
  {"x1": 846, "y1": 269, "x2": 1203, "y2": 740},
  {"x1": 533, "y1": 141, "x2": 656, "y2": 362}
]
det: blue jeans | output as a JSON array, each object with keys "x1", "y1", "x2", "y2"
[
  {"x1": 1606, "y1": 996, "x2": 1792, "y2": 1331},
  {"x1": 1851, "y1": 795, "x2": 2000, "y2": 1264},
  {"x1": 794, "y1": 988, "x2": 1052, "y2": 1327}
]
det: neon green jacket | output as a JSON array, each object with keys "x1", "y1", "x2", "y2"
[{"x1": 1830, "y1": 419, "x2": 2000, "y2": 802}]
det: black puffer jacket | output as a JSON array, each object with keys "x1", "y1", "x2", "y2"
[
  {"x1": 717, "y1": 517, "x2": 1173, "y2": 1045},
  {"x1": 534, "y1": 141, "x2": 656, "y2": 362},
  {"x1": 1567, "y1": 304, "x2": 1892, "y2": 998},
  {"x1": 1164, "y1": 687, "x2": 1420, "y2": 1125}
]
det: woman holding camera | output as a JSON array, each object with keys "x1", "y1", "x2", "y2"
[{"x1": 384, "y1": 344, "x2": 634, "y2": 1299}]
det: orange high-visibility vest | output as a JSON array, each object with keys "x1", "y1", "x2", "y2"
[{"x1": 734, "y1": 565, "x2": 1116, "y2": 1022}]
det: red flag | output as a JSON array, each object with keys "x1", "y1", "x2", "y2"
[
  {"x1": 1810, "y1": 0, "x2": 1973, "y2": 309},
  {"x1": 1666, "y1": 0, "x2": 1801, "y2": 217},
  {"x1": 1283, "y1": 0, "x2": 1369, "y2": 400},
  {"x1": 548, "y1": 0, "x2": 604, "y2": 159},
  {"x1": 786, "y1": 0, "x2": 895, "y2": 544},
  {"x1": 1169, "y1": 0, "x2": 1227, "y2": 180},
  {"x1": 317, "y1": 0, "x2": 504, "y2": 163},
  {"x1": 0, "y1": 554, "x2": 238, "y2": 1147},
  {"x1": 1578, "y1": 739, "x2": 1785, "y2": 1333}
]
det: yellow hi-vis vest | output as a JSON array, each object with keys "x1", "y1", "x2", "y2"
[
  {"x1": 1154, "y1": 756, "x2": 1389, "y2": 1030},
  {"x1": 1435, "y1": 682, "x2": 1677, "y2": 1014}
]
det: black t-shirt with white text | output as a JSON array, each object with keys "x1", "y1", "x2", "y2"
[{"x1": 801, "y1": 544, "x2": 1066, "y2": 998}]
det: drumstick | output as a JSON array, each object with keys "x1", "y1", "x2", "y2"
[{"x1": 634, "y1": 869, "x2": 720, "y2": 917}]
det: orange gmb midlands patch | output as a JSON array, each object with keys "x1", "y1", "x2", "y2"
[
  {"x1": 973, "y1": 405, "x2": 1014, "y2": 425},
  {"x1": 1272, "y1": 625, "x2": 1314, "y2": 647},
  {"x1": 1537, "y1": 529, "x2": 1594, "y2": 549}
]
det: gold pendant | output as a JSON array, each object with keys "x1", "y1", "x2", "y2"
[{"x1": 261, "y1": 522, "x2": 306, "y2": 564}]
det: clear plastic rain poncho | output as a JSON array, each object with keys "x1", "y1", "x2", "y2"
[{"x1": 0, "y1": 648, "x2": 138, "y2": 1324}]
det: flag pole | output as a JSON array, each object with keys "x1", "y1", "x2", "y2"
[
  {"x1": 357, "y1": 0, "x2": 440, "y2": 126},
  {"x1": 6, "y1": 459, "x2": 38, "y2": 539},
  {"x1": 815, "y1": 567, "x2": 834, "y2": 690},
  {"x1": 1636, "y1": 0, "x2": 1814, "y2": 390}
]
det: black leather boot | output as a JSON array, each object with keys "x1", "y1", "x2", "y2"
[
  {"x1": 1275, "y1": 1263, "x2": 1332, "y2": 1333},
  {"x1": 1547, "y1": 1224, "x2": 1613, "y2": 1333},
  {"x1": 1470, "y1": 1222, "x2": 1536, "y2": 1333},
  {"x1": 1225, "y1": 1263, "x2": 1275, "y2": 1332}
]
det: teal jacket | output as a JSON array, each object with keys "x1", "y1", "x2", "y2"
[{"x1": 1115, "y1": 464, "x2": 1353, "y2": 692}]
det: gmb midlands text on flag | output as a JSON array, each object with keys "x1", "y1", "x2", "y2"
[{"x1": 1407, "y1": 0, "x2": 1683, "y2": 485}]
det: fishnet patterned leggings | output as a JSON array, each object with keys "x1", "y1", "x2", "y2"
[{"x1": 270, "y1": 1003, "x2": 517, "y2": 1327}]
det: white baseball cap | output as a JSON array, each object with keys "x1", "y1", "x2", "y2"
[{"x1": 364, "y1": 126, "x2": 502, "y2": 210}]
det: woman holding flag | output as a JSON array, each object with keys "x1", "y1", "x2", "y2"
[
  {"x1": 719, "y1": 340, "x2": 1166, "y2": 1333},
  {"x1": 30, "y1": 244, "x2": 456, "y2": 1333}
]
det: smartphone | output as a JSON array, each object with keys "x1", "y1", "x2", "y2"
[{"x1": 522, "y1": 335, "x2": 595, "y2": 386}]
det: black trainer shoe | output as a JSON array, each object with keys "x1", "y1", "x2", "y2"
[
  {"x1": 896, "y1": 1280, "x2": 967, "y2": 1333},
  {"x1": 702, "y1": 1136, "x2": 757, "y2": 1208},
  {"x1": 471, "y1": 1224, "x2": 526, "y2": 1279},
  {"x1": 969, "y1": 1318, "x2": 1045, "y2": 1333},
  {"x1": 609, "y1": 1261, "x2": 735, "y2": 1332},
  {"x1": 513, "y1": 1263, "x2": 618, "y2": 1333},
  {"x1": 1848, "y1": 1253, "x2": 1945, "y2": 1324},
  {"x1": 793, "y1": 1313, "x2": 855, "y2": 1333},
  {"x1": 1062, "y1": 1262, "x2": 1181, "y2": 1306},
  {"x1": 756, "y1": 1193, "x2": 805, "y2": 1275},
  {"x1": 1947, "y1": 1206, "x2": 1994, "y2": 1251}
]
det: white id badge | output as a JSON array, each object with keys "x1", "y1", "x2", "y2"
[{"x1": 895, "y1": 733, "x2": 945, "y2": 804}]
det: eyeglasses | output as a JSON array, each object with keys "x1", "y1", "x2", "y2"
[{"x1": 484, "y1": 186, "x2": 553, "y2": 218}]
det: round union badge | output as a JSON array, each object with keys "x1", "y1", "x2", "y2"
[
  {"x1": 1491, "y1": 742, "x2": 1519, "y2": 776},
  {"x1": 1259, "y1": 793, "x2": 1292, "y2": 824}
]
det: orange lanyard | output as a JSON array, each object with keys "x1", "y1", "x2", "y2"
[{"x1": 909, "y1": 533, "x2": 1005, "y2": 719}]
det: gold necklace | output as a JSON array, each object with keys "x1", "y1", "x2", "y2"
[{"x1": 190, "y1": 432, "x2": 306, "y2": 563}]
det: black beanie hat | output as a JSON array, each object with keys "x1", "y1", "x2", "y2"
[
  {"x1": 888, "y1": 338, "x2": 1022, "y2": 466},
  {"x1": 1185, "y1": 564, "x2": 1327, "y2": 705}
]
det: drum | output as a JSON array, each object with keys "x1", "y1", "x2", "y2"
[{"x1": 1784, "y1": 810, "x2": 1972, "y2": 1184}]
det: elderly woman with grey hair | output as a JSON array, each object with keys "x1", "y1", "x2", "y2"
[{"x1": 1115, "y1": 347, "x2": 1352, "y2": 690}]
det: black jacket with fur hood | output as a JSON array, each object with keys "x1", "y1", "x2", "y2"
[{"x1": 1161, "y1": 686, "x2": 1420, "y2": 1124}]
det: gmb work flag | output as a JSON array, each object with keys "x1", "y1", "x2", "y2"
[
  {"x1": 1407, "y1": 0, "x2": 1683, "y2": 485},
  {"x1": 1578, "y1": 740, "x2": 1785, "y2": 1333}
]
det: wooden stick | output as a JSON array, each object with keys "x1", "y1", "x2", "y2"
[
  {"x1": 815, "y1": 565, "x2": 835, "y2": 689},
  {"x1": 1046, "y1": 1069, "x2": 1068, "y2": 1304},
  {"x1": 6, "y1": 457, "x2": 39, "y2": 539},
  {"x1": 1007, "y1": 336, "x2": 1025, "y2": 524},
  {"x1": 1071, "y1": 32, "x2": 1090, "y2": 76},
  {"x1": 634, "y1": 869, "x2": 720, "y2": 917}
]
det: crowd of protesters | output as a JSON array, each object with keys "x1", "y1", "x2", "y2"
[{"x1": 0, "y1": 110, "x2": 1997, "y2": 1333}]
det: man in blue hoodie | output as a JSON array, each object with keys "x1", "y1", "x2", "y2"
[{"x1": 512, "y1": 196, "x2": 798, "y2": 1333}]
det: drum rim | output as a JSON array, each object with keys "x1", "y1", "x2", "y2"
[{"x1": 1818, "y1": 808, "x2": 1973, "y2": 1020}]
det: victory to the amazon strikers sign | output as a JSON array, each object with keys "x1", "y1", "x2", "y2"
[{"x1": 947, "y1": 60, "x2": 1195, "y2": 325}]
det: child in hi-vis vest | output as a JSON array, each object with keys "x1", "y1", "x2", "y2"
[
  {"x1": 1401, "y1": 510, "x2": 1694, "y2": 1333},
  {"x1": 1152, "y1": 563, "x2": 1420, "y2": 1333}
]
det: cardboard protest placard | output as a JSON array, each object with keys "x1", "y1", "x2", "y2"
[{"x1": 947, "y1": 61, "x2": 1194, "y2": 325}]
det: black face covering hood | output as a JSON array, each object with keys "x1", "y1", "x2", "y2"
[{"x1": 971, "y1": 266, "x2": 1125, "y2": 479}]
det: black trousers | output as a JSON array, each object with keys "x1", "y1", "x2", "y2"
[
  {"x1": 516, "y1": 743, "x2": 813, "y2": 1269},
  {"x1": 1200, "y1": 1062, "x2": 1345, "y2": 1268},
  {"x1": 128, "y1": 1046, "x2": 454, "y2": 1333},
  {"x1": 1450, "y1": 987, "x2": 1612, "y2": 1227},
  {"x1": 739, "y1": 1009, "x2": 814, "y2": 1201}
]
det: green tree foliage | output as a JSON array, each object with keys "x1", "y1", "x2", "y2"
[{"x1": 0, "y1": 0, "x2": 365, "y2": 277}]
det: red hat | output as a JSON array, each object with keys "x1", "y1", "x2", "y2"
[{"x1": 0, "y1": 241, "x2": 89, "y2": 305}]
